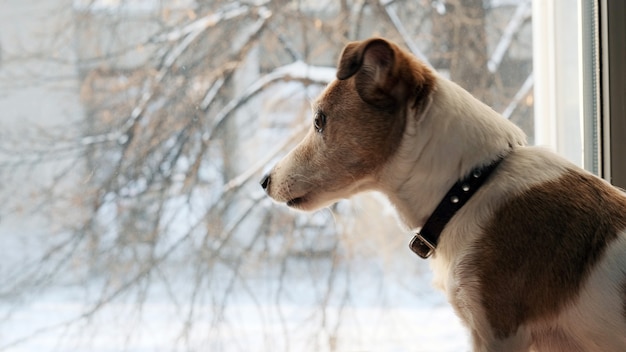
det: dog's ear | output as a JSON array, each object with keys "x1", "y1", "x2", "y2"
[
  {"x1": 336, "y1": 38, "x2": 399, "y2": 109},
  {"x1": 337, "y1": 38, "x2": 394, "y2": 81},
  {"x1": 337, "y1": 38, "x2": 436, "y2": 111}
]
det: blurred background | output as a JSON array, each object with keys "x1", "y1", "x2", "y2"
[{"x1": 0, "y1": 0, "x2": 582, "y2": 351}]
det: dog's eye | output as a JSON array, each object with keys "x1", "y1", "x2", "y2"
[{"x1": 314, "y1": 112, "x2": 326, "y2": 133}]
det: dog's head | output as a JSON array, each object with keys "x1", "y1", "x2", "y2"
[{"x1": 261, "y1": 37, "x2": 435, "y2": 211}]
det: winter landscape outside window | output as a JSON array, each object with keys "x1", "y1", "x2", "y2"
[{"x1": 0, "y1": 0, "x2": 600, "y2": 351}]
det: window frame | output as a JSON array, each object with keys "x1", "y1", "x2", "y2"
[{"x1": 600, "y1": 0, "x2": 626, "y2": 188}]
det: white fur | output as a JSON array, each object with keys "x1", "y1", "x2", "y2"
[{"x1": 377, "y1": 77, "x2": 526, "y2": 231}]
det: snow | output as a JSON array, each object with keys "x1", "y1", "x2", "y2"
[
  {"x1": 4, "y1": 305, "x2": 469, "y2": 352},
  {"x1": 73, "y1": 0, "x2": 197, "y2": 15},
  {"x1": 276, "y1": 61, "x2": 337, "y2": 84},
  {"x1": 2, "y1": 270, "x2": 470, "y2": 352}
]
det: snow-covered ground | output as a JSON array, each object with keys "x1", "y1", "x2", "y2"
[{"x1": 3, "y1": 280, "x2": 469, "y2": 352}]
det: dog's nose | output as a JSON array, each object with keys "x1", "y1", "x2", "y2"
[{"x1": 260, "y1": 173, "x2": 270, "y2": 192}]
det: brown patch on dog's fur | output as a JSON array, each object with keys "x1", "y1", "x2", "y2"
[
  {"x1": 463, "y1": 170, "x2": 626, "y2": 338},
  {"x1": 623, "y1": 279, "x2": 626, "y2": 321},
  {"x1": 310, "y1": 79, "x2": 405, "y2": 178}
]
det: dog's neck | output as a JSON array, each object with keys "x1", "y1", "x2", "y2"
[{"x1": 377, "y1": 77, "x2": 526, "y2": 231}]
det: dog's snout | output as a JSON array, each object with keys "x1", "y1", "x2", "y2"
[{"x1": 260, "y1": 173, "x2": 271, "y2": 192}]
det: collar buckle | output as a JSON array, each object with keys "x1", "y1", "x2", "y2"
[{"x1": 409, "y1": 233, "x2": 436, "y2": 259}]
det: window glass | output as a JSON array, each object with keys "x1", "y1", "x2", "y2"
[{"x1": 0, "y1": 1, "x2": 590, "y2": 351}]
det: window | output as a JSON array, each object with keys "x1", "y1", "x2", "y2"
[
  {"x1": 601, "y1": 0, "x2": 626, "y2": 187},
  {"x1": 0, "y1": 1, "x2": 616, "y2": 351}
]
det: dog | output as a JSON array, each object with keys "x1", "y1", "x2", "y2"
[{"x1": 260, "y1": 37, "x2": 626, "y2": 351}]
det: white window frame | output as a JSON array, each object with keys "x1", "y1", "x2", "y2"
[
  {"x1": 532, "y1": 0, "x2": 584, "y2": 168},
  {"x1": 532, "y1": 0, "x2": 625, "y2": 186}
]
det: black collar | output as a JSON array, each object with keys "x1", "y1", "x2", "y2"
[{"x1": 409, "y1": 157, "x2": 504, "y2": 259}]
